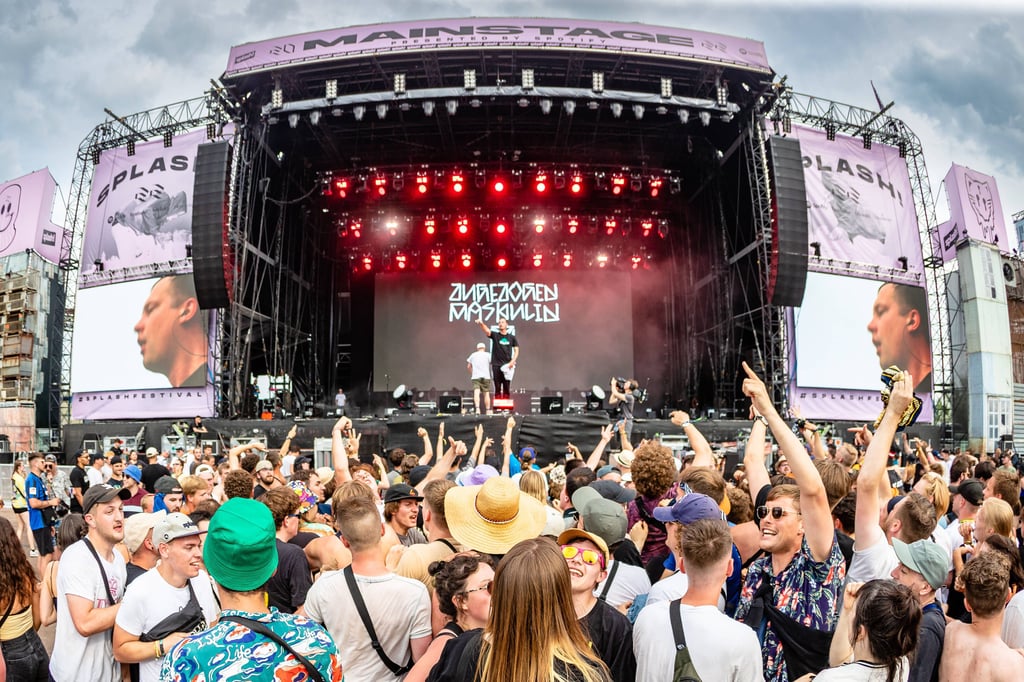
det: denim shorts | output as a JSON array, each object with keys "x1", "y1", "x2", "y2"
[{"x1": 1, "y1": 628, "x2": 49, "y2": 682}]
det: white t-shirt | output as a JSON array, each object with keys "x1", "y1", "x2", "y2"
[
  {"x1": 51, "y1": 539, "x2": 128, "y2": 682},
  {"x1": 466, "y1": 350, "x2": 491, "y2": 380},
  {"x1": 633, "y1": 602, "x2": 763, "y2": 681},
  {"x1": 1003, "y1": 589, "x2": 1024, "y2": 648},
  {"x1": 815, "y1": 659, "x2": 909, "y2": 681},
  {"x1": 593, "y1": 559, "x2": 651, "y2": 608},
  {"x1": 846, "y1": 532, "x2": 898, "y2": 583},
  {"x1": 646, "y1": 571, "x2": 727, "y2": 611},
  {"x1": 87, "y1": 467, "x2": 106, "y2": 487},
  {"x1": 281, "y1": 454, "x2": 296, "y2": 477},
  {"x1": 304, "y1": 569, "x2": 431, "y2": 681},
  {"x1": 945, "y1": 517, "x2": 974, "y2": 551},
  {"x1": 115, "y1": 568, "x2": 221, "y2": 682}
]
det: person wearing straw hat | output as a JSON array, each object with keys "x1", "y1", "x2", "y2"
[
  {"x1": 445, "y1": 476, "x2": 547, "y2": 557},
  {"x1": 467, "y1": 341, "x2": 492, "y2": 414},
  {"x1": 161, "y1": 498, "x2": 341, "y2": 681}
]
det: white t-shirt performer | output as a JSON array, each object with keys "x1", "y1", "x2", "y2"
[{"x1": 467, "y1": 343, "x2": 492, "y2": 414}]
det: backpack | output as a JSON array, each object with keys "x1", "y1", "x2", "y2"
[{"x1": 669, "y1": 599, "x2": 702, "y2": 682}]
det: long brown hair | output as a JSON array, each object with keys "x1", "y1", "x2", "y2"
[
  {"x1": 477, "y1": 537, "x2": 610, "y2": 682},
  {"x1": 0, "y1": 517, "x2": 35, "y2": 608}
]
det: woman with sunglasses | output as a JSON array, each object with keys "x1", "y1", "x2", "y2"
[
  {"x1": 428, "y1": 537, "x2": 611, "y2": 682},
  {"x1": 406, "y1": 552, "x2": 494, "y2": 682}
]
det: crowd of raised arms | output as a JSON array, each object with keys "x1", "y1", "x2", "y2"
[{"x1": 3, "y1": 365, "x2": 1024, "y2": 682}]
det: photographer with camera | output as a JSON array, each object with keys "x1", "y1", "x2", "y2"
[
  {"x1": 26, "y1": 452, "x2": 60, "y2": 575},
  {"x1": 608, "y1": 377, "x2": 637, "y2": 443}
]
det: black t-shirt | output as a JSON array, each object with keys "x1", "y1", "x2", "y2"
[
  {"x1": 140, "y1": 464, "x2": 171, "y2": 494},
  {"x1": 289, "y1": 531, "x2": 318, "y2": 550},
  {"x1": 836, "y1": 531, "x2": 855, "y2": 571},
  {"x1": 427, "y1": 629, "x2": 606, "y2": 682},
  {"x1": 581, "y1": 598, "x2": 635, "y2": 681},
  {"x1": 266, "y1": 539, "x2": 312, "y2": 614},
  {"x1": 253, "y1": 484, "x2": 270, "y2": 499},
  {"x1": 488, "y1": 331, "x2": 518, "y2": 366},
  {"x1": 69, "y1": 465, "x2": 89, "y2": 513},
  {"x1": 126, "y1": 562, "x2": 147, "y2": 586},
  {"x1": 611, "y1": 538, "x2": 643, "y2": 567},
  {"x1": 908, "y1": 603, "x2": 945, "y2": 682}
]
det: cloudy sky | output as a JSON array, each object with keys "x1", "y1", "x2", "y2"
[{"x1": 2, "y1": 1, "x2": 1022, "y2": 233}]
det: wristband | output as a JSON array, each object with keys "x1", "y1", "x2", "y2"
[
  {"x1": 680, "y1": 421, "x2": 693, "y2": 428},
  {"x1": 754, "y1": 415, "x2": 768, "y2": 427},
  {"x1": 154, "y1": 641, "x2": 162, "y2": 658}
]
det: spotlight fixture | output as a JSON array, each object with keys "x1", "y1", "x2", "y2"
[
  {"x1": 392, "y1": 173, "x2": 404, "y2": 191},
  {"x1": 415, "y1": 173, "x2": 429, "y2": 194},
  {"x1": 678, "y1": 109, "x2": 690, "y2": 124},
  {"x1": 782, "y1": 115, "x2": 792, "y2": 134},
  {"x1": 126, "y1": 140, "x2": 135, "y2": 156},
  {"x1": 610, "y1": 102, "x2": 623, "y2": 118},
  {"x1": 423, "y1": 100, "x2": 435, "y2": 116},
  {"x1": 475, "y1": 170, "x2": 487, "y2": 189},
  {"x1": 649, "y1": 178, "x2": 663, "y2": 197},
  {"x1": 533, "y1": 217, "x2": 546, "y2": 234},
  {"x1": 205, "y1": 122, "x2": 216, "y2": 140},
  {"x1": 309, "y1": 110, "x2": 320, "y2": 126},
  {"x1": 825, "y1": 122, "x2": 837, "y2": 141},
  {"x1": 522, "y1": 68, "x2": 535, "y2": 90},
  {"x1": 898, "y1": 140, "x2": 908, "y2": 158},
  {"x1": 288, "y1": 113, "x2": 300, "y2": 129},
  {"x1": 567, "y1": 216, "x2": 580, "y2": 234},
  {"x1": 394, "y1": 73, "x2": 406, "y2": 95},
  {"x1": 463, "y1": 69, "x2": 476, "y2": 90},
  {"x1": 539, "y1": 99, "x2": 553, "y2": 114},
  {"x1": 610, "y1": 174, "x2": 626, "y2": 195},
  {"x1": 862, "y1": 132, "x2": 872, "y2": 150},
  {"x1": 162, "y1": 130, "x2": 173, "y2": 147},
  {"x1": 632, "y1": 104, "x2": 645, "y2": 120},
  {"x1": 271, "y1": 87, "x2": 283, "y2": 109},
  {"x1": 563, "y1": 100, "x2": 576, "y2": 115},
  {"x1": 446, "y1": 100, "x2": 458, "y2": 116},
  {"x1": 353, "y1": 105, "x2": 365, "y2": 121},
  {"x1": 570, "y1": 174, "x2": 583, "y2": 194},
  {"x1": 630, "y1": 174, "x2": 643, "y2": 192},
  {"x1": 657, "y1": 219, "x2": 669, "y2": 239},
  {"x1": 716, "y1": 79, "x2": 728, "y2": 107},
  {"x1": 592, "y1": 71, "x2": 605, "y2": 93},
  {"x1": 376, "y1": 104, "x2": 388, "y2": 120},
  {"x1": 699, "y1": 111, "x2": 711, "y2": 127},
  {"x1": 660, "y1": 77, "x2": 673, "y2": 98},
  {"x1": 325, "y1": 79, "x2": 338, "y2": 99}
]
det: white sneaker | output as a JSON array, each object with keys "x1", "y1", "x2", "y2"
[{"x1": 29, "y1": 549, "x2": 38, "y2": 557}]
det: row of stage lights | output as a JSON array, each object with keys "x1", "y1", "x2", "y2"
[
  {"x1": 323, "y1": 169, "x2": 680, "y2": 200},
  {"x1": 350, "y1": 247, "x2": 654, "y2": 273},
  {"x1": 335, "y1": 214, "x2": 671, "y2": 240}
]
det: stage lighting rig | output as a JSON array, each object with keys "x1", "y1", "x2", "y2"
[
  {"x1": 353, "y1": 105, "x2": 365, "y2": 121},
  {"x1": 660, "y1": 77, "x2": 673, "y2": 98},
  {"x1": 862, "y1": 132, "x2": 872, "y2": 149},
  {"x1": 570, "y1": 174, "x2": 583, "y2": 194},
  {"x1": 610, "y1": 102, "x2": 623, "y2": 118},
  {"x1": 699, "y1": 111, "x2": 711, "y2": 127},
  {"x1": 633, "y1": 104, "x2": 645, "y2": 120},
  {"x1": 394, "y1": 73, "x2": 406, "y2": 95},
  {"x1": 287, "y1": 113, "x2": 300, "y2": 129},
  {"x1": 463, "y1": 69, "x2": 477, "y2": 90},
  {"x1": 162, "y1": 131, "x2": 173, "y2": 148},
  {"x1": 610, "y1": 174, "x2": 626, "y2": 195},
  {"x1": 325, "y1": 79, "x2": 338, "y2": 100},
  {"x1": 716, "y1": 79, "x2": 729, "y2": 107},
  {"x1": 678, "y1": 109, "x2": 690, "y2": 124},
  {"x1": 564, "y1": 100, "x2": 576, "y2": 115},
  {"x1": 126, "y1": 140, "x2": 135, "y2": 156},
  {"x1": 592, "y1": 71, "x2": 605, "y2": 93},
  {"x1": 521, "y1": 68, "x2": 535, "y2": 90}
]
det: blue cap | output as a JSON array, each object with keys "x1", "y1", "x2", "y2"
[
  {"x1": 124, "y1": 465, "x2": 143, "y2": 483},
  {"x1": 652, "y1": 493, "x2": 724, "y2": 524}
]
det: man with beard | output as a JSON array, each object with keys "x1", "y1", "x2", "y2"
[
  {"x1": 253, "y1": 459, "x2": 278, "y2": 499},
  {"x1": 114, "y1": 513, "x2": 219, "y2": 682},
  {"x1": 50, "y1": 484, "x2": 132, "y2": 682},
  {"x1": 153, "y1": 476, "x2": 183, "y2": 514}
]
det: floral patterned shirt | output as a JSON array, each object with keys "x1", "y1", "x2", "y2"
[
  {"x1": 734, "y1": 536, "x2": 845, "y2": 682},
  {"x1": 161, "y1": 608, "x2": 343, "y2": 682}
]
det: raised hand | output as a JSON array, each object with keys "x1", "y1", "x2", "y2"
[
  {"x1": 417, "y1": 427, "x2": 428, "y2": 438},
  {"x1": 741, "y1": 361, "x2": 773, "y2": 416},
  {"x1": 669, "y1": 410, "x2": 690, "y2": 427}
]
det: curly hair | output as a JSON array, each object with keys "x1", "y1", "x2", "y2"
[
  {"x1": 428, "y1": 552, "x2": 495, "y2": 619},
  {"x1": 726, "y1": 486, "x2": 754, "y2": 525},
  {"x1": 223, "y1": 469, "x2": 255, "y2": 500},
  {"x1": 631, "y1": 443, "x2": 676, "y2": 500},
  {"x1": 961, "y1": 551, "x2": 1011, "y2": 618},
  {"x1": 0, "y1": 517, "x2": 35, "y2": 609}
]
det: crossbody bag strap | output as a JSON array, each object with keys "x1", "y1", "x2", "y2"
[
  {"x1": 220, "y1": 616, "x2": 326, "y2": 682},
  {"x1": 669, "y1": 598, "x2": 687, "y2": 650},
  {"x1": 598, "y1": 560, "x2": 620, "y2": 601},
  {"x1": 343, "y1": 565, "x2": 413, "y2": 676},
  {"x1": 81, "y1": 537, "x2": 116, "y2": 605},
  {"x1": 0, "y1": 593, "x2": 15, "y2": 631},
  {"x1": 436, "y1": 537, "x2": 458, "y2": 553}
]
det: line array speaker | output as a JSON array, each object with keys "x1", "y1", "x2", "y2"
[
  {"x1": 192, "y1": 141, "x2": 233, "y2": 309},
  {"x1": 767, "y1": 135, "x2": 809, "y2": 307}
]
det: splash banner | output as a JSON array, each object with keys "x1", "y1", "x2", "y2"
[
  {"x1": 0, "y1": 169, "x2": 65, "y2": 263},
  {"x1": 793, "y1": 125, "x2": 924, "y2": 281},
  {"x1": 936, "y1": 164, "x2": 1010, "y2": 261},
  {"x1": 224, "y1": 18, "x2": 770, "y2": 77},
  {"x1": 80, "y1": 129, "x2": 209, "y2": 287}
]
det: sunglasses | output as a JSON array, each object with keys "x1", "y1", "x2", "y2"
[
  {"x1": 756, "y1": 505, "x2": 802, "y2": 521},
  {"x1": 561, "y1": 544, "x2": 606, "y2": 568},
  {"x1": 462, "y1": 581, "x2": 492, "y2": 596}
]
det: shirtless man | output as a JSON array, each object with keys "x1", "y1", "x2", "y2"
[{"x1": 940, "y1": 551, "x2": 1024, "y2": 682}]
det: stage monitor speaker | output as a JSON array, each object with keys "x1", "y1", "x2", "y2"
[
  {"x1": 767, "y1": 135, "x2": 809, "y2": 308},
  {"x1": 540, "y1": 396, "x2": 564, "y2": 414},
  {"x1": 439, "y1": 395, "x2": 462, "y2": 414},
  {"x1": 192, "y1": 141, "x2": 233, "y2": 309}
]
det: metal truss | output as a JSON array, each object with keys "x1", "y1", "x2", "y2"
[{"x1": 58, "y1": 95, "x2": 224, "y2": 436}]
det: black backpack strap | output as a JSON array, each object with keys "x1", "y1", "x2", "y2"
[
  {"x1": 82, "y1": 537, "x2": 117, "y2": 605},
  {"x1": 670, "y1": 598, "x2": 687, "y2": 650},
  {"x1": 598, "y1": 560, "x2": 620, "y2": 601},
  {"x1": 436, "y1": 537, "x2": 458, "y2": 553},
  {"x1": 220, "y1": 615, "x2": 326, "y2": 682},
  {"x1": 343, "y1": 565, "x2": 413, "y2": 676}
]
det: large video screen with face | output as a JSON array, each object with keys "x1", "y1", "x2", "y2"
[
  {"x1": 70, "y1": 275, "x2": 215, "y2": 419},
  {"x1": 791, "y1": 272, "x2": 932, "y2": 420},
  {"x1": 373, "y1": 271, "x2": 634, "y2": 393}
]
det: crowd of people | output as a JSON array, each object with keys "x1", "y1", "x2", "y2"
[{"x1": 3, "y1": 364, "x2": 1024, "y2": 681}]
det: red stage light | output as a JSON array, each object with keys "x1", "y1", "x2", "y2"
[
  {"x1": 416, "y1": 174, "x2": 430, "y2": 194},
  {"x1": 570, "y1": 175, "x2": 583, "y2": 194},
  {"x1": 373, "y1": 175, "x2": 387, "y2": 196},
  {"x1": 640, "y1": 219, "x2": 654, "y2": 237},
  {"x1": 457, "y1": 217, "x2": 469, "y2": 235},
  {"x1": 497, "y1": 255, "x2": 508, "y2": 268},
  {"x1": 533, "y1": 218, "x2": 545, "y2": 234},
  {"x1": 492, "y1": 179, "x2": 505, "y2": 193},
  {"x1": 396, "y1": 254, "x2": 408, "y2": 269},
  {"x1": 430, "y1": 253, "x2": 442, "y2": 269},
  {"x1": 532, "y1": 253, "x2": 543, "y2": 268},
  {"x1": 562, "y1": 253, "x2": 572, "y2": 268},
  {"x1": 567, "y1": 217, "x2": 579, "y2": 235},
  {"x1": 452, "y1": 173, "x2": 465, "y2": 193},
  {"x1": 424, "y1": 217, "x2": 437, "y2": 235},
  {"x1": 631, "y1": 255, "x2": 643, "y2": 269},
  {"x1": 386, "y1": 220, "x2": 398, "y2": 237},
  {"x1": 460, "y1": 253, "x2": 472, "y2": 269},
  {"x1": 334, "y1": 178, "x2": 350, "y2": 198},
  {"x1": 611, "y1": 175, "x2": 626, "y2": 195},
  {"x1": 350, "y1": 221, "x2": 362, "y2": 239},
  {"x1": 535, "y1": 173, "x2": 548, "y2": 193},
  {"x1": 495, "y1": 221, "x2": 508, "y2": 235},
  {"x1": 649, "y1": 178, "x2": 663, "y2": 197},
  {"x1": 596, "y1": 253, "x2": 609, "y2": 268},
  {"x1": 362, "y1": 256, "x2": 373, "y2": 271},
  {"x1": 605, "y1": 219, "x2": 617, "y2": 236}
]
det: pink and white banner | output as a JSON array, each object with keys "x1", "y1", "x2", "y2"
[
  {"x1": 793, "y1": 125, "x2": 924, "y2": 280},
  {"x1": 224, "y1": 18, "x2": 770, "y2": 77},
  {"x1": 71, "y1": 275, "x2": 216, "y2": 419},
  {"x1": 80, "y1": 129, "x2": 207, "y2": 286},
  {"x1": 934, "y1": 164, "x2": 1009, "y2": 262},
  {"x1": 0, "y1": 169, "x2": 65, "y2": 263}
]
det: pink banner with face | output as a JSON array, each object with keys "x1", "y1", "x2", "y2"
[
  {"x1": 224, "y1": 18, "x2": 770, "y2": 77},
  {"x1": 80, "y1": 129, "x2": 207, "y2": 286},
  {"x1": 935, "y1": 164, "x2": 1009, "y2": 261},
  {"x1": 793, "y1": 125, "x2": 924, "y2": 280},
  {"x1": 0, "y1": 169, "x2": 65, "y2": 263}
]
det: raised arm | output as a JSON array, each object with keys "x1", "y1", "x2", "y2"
[
  {"x1": 435, "y1": 422, "x2": 446, "y2": 464},
  {"x1": 743, "y1": 407, "x2": 772, "y2": 501},
  {"x1": 227, "y1": 441, "x2": 266, "y2": 470},
  {"x1": 608, "y1": 378, "x2": 624, "y2": 405},
  {"x1": 853, "y1": 373, "x2": 913, "y2": 551},
  {"x1": 469, "y1": 423, "x2": 483, "y2": 467},
  {"x1": 501, "y1": 417, "x2": 515, "y2": 476},
  {"x1": 279, "y1": 424, "x2": 298, "y2": 458},
  {"x1": 475, "y1": 317, "x2": 492, "y2": 337},
  {"x1": 742, "y1": 361, "x2": 833, "y2": 561},
  {"x1": 800, "y1": 421, "x2": 828, "y2": 461},
  {"x1": 425, "y1": 438, "x2": 464, "y2": 483},
  {"x1": 671, "y1": 411, "x2": 713, "y2": 467},
  {"x1": 585, "y1": 424, "x2": 614, "y2": 470},
  {"x1": 417, "y1": 427, "x2": 434, "y2": 466},
  {"x1": 331, "y1": 416, "x2": 353, "y2": 485}
]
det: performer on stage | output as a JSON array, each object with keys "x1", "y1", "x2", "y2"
[
  {"x1": 467, "y1": 342, "x2": 492, "y2": 415},
  {"x1": 475, "y1": 317, "x2": 519, "y2": 400}
]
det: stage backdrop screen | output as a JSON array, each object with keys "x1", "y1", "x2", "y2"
[
  {"x1": 70, "y1": 275, "x2": 215, "y2": 419},
  {"x1": 790, "y1": 272, "x2": 933, "y2": 421},
  {"x1": 373, "y1": 271, "x2": 633, "y2": 393}
]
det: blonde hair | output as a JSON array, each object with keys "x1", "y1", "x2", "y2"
[
  {"x1": 916, "y1": 472, "x2": 950, "y2": 522},
  {"x1": 518, "y1": 470, "x2": 548, "y2": 504},
  {"x1": 980, "y1": 498, "x2": 1015, "y2": 539}
]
